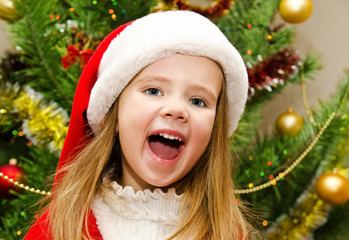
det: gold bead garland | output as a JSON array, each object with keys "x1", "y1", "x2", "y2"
[
  {"x1": 300, "y1": 66, "x2": 321, "y2": 128},
  {"x1": 235, "y1": 112, "x2": 335, "y2": 194},
  {"x1": 0, "y1": 172, "x2": 51, "y2": 196},
  {"x1": 235, "y1": 69, "x2": 349, "y2": 195}
]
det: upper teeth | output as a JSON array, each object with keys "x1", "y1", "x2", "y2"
[{"x1": 159, "y1": 133, "x2": 183, "y2": 142}]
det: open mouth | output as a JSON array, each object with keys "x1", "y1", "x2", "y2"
[{"x1": 148, "y1": 133, "x2": 185, "y2": 160}]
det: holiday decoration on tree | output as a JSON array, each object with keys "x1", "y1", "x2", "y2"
[
  {"x1": 265, "y1": 188, "x2": 330, "y2": 239},
  {"x1": 315, "y1": 171, "x2": 349, "y2": 205},
  {"x1": 275, "y1": 107, "x2": 303, "y2": 136},
  {"x1": 279, "y1": 0, "x2": 313, "y2": 24},
  {"x1": 0, "y1": 84, "x2": 69, "y2": 152},
  {"x1": 0, "y1": 0, "x2": 20, "y2": 23},
  {"x1": 247, "y1": 48, "x2": 301, "y2": 96},
  {"x1": 0, "y1": 159, "x2": 26, "y2": 199},
  {"x1": 152, "y1": 0, "x2": 233, "y2": 20},
  {"x1": 61, "y1": 44, "x2": 93, "y2": 69}
]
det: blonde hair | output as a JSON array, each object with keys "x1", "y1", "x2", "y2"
[{"x1": 41, "y1": 80, "x2": 253, "y2": 240}]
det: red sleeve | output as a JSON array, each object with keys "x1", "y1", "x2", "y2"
[
  {"x1": 24, "y1": 210, "x2": 103, "y2": 240},
  {"x1": 86, "y1": 210, "x2": 103, "y2": 239},
  {"x1": 24, "y1": 210, "x2": 51, "y2": 240}
]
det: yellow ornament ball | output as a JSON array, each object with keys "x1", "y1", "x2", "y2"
[
  {"x1": 316, "y1": 172, "x2": 349, "y2": 206},
  {"x1": 0, "y1": 0, "x2": 20, "y2": 23},
  {"x1": 279, "y1": 0, "x2": 313, "y2": 24},
  {"x1": 275, "y1": 107, "x2": 303, "y2": 136}
]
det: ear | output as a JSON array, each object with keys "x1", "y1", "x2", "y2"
[{"x1": 115, "y1": 123, "x2": 119, "y2": 133}]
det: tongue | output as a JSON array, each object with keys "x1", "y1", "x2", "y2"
[{"x1": 149, "y1": 137, "x2": 180, "y2": 160}]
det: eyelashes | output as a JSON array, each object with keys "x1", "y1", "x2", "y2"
[
  {"x1": 145, "y1": 88, "x2": 163, "y2": 96},
  {"x1": 144, "y1": 88, "x2": 207, "y2": 107},
  {"x1": 189, "y1": 98, "x2": 206, "y2": 107}
]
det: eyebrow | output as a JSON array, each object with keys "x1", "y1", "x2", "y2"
[
  {"x1": 190, "y1": 84, "x2": 219, "y2": 102},
  {"x1": 132, "y1": 76, "x2": 170, "y2": 85}
]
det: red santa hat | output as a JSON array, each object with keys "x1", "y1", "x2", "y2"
[{"x1": 57, "y1": 10, "x2": 248, "y2": 172}]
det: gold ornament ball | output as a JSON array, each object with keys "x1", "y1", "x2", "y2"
[
  {"x1": 279, "y1": 0, "x2": 313, "y2": 24},
  {"x1": 0, "y1": 0, "x2": 20, "y2": 23},
  {"x1": 316, "y1": 172, "x2": 349, "y2": 206},
  {"x1": 275, "y1": 107, "x2": 303, "y2": 136}
]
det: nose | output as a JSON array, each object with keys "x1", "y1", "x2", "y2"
[{"x1": 160, "y1": 99, "x2": 188, "y2": 122}]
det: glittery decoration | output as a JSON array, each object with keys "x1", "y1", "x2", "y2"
[
  {"x1": 263, "y1": 180, "x2": 332, "y2": 239},
  {"x1": 247, "y1": 48, "x2": 301, "y2": 97},
  {"x1": 152, "y1": 0, "x2": 233, "y2": 20},
  {"x1": 0, "y1": 84, "x2": 68, "y2": 152}
]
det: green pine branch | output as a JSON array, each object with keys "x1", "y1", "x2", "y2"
[
  {"x1": 0, "y1": 144, "x2": 58, "y2": 239},
  {"x1": 10, "y1": 0, "x2": 76, "y2": 111},
  {"x1": 217, "y1": 0, "x2": 292, "y2": 64},
  {"x1": 235, "y1": 75, "x2": 349, "y2": 226},
  {"x1": 232, "y1": 53, "x2": 321, "y2": 154}
]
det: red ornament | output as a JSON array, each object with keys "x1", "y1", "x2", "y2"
[
  {"x1": 0, "y1": 159, "x2": 26, "y2": 199},
  {"x1": 61, "y1": 44, "x2": 93, "y2": 69}
]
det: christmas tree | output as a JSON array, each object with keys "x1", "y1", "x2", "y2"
[{"x1": 0, "y1": 0, "x2": 348, "y2": 239}]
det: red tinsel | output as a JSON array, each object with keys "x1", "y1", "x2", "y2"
[
  {"x1": 61, "y1": 45, "x2": 93, "y2": 69},
  {"x1": 163, "y1": 0, "x2": 233, "y2": 20},
  {"x1": 247, "y1": 48, "x2": 301, "y2": 96}
]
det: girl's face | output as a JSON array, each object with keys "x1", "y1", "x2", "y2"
[{"x1": 117, "y1": 54, "x2": 223, "y2": 191}]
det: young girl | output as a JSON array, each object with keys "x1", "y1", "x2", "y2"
[{"x1": 25, "y1": 10, "x2": 252, "y2": 240}]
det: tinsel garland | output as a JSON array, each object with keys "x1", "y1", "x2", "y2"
[
  {"x1": 263, "y1": 167, "x2": 349, "y2": 239},
  {"x1": 151, "y1": 0, "x2": 233, "y2": 20},
  {"x1": 263, "y1": 179, "x2": 331, "y2": 239},
  {"x1": 247, "y1": 48, "x2": 301, "y2": 97},
  {"x1": 0, "y1": 84, "x2": 68, "y2": 152}
]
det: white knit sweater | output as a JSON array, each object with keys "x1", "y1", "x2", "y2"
[{"x1": 91, "y1": 181, "x2": 184, "y2": 240}]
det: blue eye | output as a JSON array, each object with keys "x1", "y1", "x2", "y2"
[
  {"x1": 190, "y1": 98, "x2": 205, "y2": 107},
  {"x1": 145, "y1": 88, "x2": 162, "y2": 96}
]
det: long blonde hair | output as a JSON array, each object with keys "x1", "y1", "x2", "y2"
[{"x1": 43, "y1": 80, "x2": 253, "y2": 240}]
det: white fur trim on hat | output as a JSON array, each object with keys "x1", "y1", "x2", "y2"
[{"x1": 87, "y1": 10, "x2": 248, "y2": 136}]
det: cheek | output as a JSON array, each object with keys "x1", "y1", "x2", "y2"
[{"x1": 190, "y1": 112, "x2": 216, "y2": 155}]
